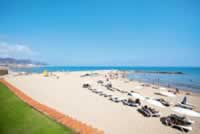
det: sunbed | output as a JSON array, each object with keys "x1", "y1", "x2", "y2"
[
  {"x1": 161, "y1": 114, "x2": 193, "y2": 132},
  {"x1": 109, "y1": 96, "x2": 121, "y2": 103},
  {"x1": 173, "y1": 125, "x2": 192, "y2": 132},
  {"x1": 82, "y1": 83, "x2": 91, "y2": 88},
  {"x1": 156, "y1": 98, "x2": 170, "y2": 107},
  {"x1": 155, "y1": 91, "x2": 176, "y2": 97},
  {"x1": 97, "y1": 80, "x2": 104, "y2": 84},
  {"x1": 122, "y1": 99, "x2": 140, "y2": 107},
  {"x1": 175, "y1": 102, "x2": 195, "y2": 110},
  {"x1": 138, "y1": 105, "x2": 160, "y2": 117}
]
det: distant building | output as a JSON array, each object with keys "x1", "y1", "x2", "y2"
[{"x1": 0, "y1": 67, "x2": 8, "y2": 75}]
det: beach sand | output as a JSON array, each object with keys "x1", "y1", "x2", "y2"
[{"x1": 4, "y1": 70, "x2": 200, "y2": 134}]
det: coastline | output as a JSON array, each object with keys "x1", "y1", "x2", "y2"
[
  {"x1": 5, "y1": 68, "x2": 200, "y2": 95},
  {"x1": 128, "y1": 78, "x2": 200, "y2": 95},
  {"x1": 3, "y1": 70, "x2": 200, "y2": 134},
  {"x1": 3, "y1": 66, "x2": 200, "y2": 95},
  {"x1": 9, "y1": 66, "x2": 200, "y2": 93}
]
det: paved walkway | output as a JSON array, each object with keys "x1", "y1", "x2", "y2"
[{"x1": 0, "y1": 79, "x2": 104, "y2": 134}]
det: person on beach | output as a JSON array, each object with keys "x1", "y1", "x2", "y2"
[
  {"x1": 135, "y1": 99, "x2": 141, "y2": 105},
  {"x1": 106, "y1": 78, "x2": 109, "y2": 81},
  {"x1": 176, "y1": 88, "x2": 180, "y2": 94},
  {"x1": 181, "y1": 96, "x2": 187, "y2": 104}
]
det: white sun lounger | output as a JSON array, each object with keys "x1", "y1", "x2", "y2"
[
  {"x1": 146, "y1": 99, "x2": 165, "y2": 108},
  {"x1": 173, "y1": 125, "x2": 192, "y2": 132},
  {"x1": 160, "y1": 87, "x2": 166, "y2": 90},
  {"x1": 172, "y1": 107, "x2": 200, "y2": 117},
  {"x1": 130, "y1": 93, "x2": 146, "y2": 100},
  {"x1": 156, "y1": 91, "x2": 176, "y2": 97},
  {"x1": 176, "y1": 102, "x2": 195, "y2": 110}
]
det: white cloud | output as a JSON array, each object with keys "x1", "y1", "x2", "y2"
[{"x1": 0, "y1": 41, "x2": 35, "y2": 59}]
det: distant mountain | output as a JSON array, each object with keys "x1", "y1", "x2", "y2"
[{"x1": 0, "y1": 57, "x2": 47, "y2": 67}]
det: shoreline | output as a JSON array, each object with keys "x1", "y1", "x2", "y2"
[
  {"x1": 6, "y1": 69, "x2": 200, "y2": 95},
  {"x1": 5, "y1": 69, "x2": 200, "y2": 101},
  {"x1": 7, "y1": 66, "x2": 200, "y2": 94},
  {"x1": 128, "y1": 78, "x2": 200, "y2": 95}
]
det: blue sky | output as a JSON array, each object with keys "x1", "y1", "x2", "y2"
[{"x1": 0, "y1": 0, "x2": 200, "y2": 66}]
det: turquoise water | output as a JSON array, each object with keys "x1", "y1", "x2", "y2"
[
  {"x1": 127, "y1": 67, "x2": 200, "y2": 93},
  {"x1": 13, "y1": 66, "x2": 200, "y2": 92}
]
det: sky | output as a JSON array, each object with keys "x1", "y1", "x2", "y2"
[{"x1": 0, "y1": 0, "x2": 200, "y2": 66}]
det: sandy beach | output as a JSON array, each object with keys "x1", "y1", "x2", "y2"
[{"x1": 4, "y1": 70, "x2": 200, "y2": 134}]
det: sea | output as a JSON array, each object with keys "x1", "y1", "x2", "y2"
[{"x1": 13, "y1": 66, "x2": 200, "y2": 93}]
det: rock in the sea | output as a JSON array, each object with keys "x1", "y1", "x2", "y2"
[{"x1": 0, "y1": 68, "x2": 8, "y2": 75}]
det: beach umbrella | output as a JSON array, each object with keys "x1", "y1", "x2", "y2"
[{"x1": 43, "y1": 70, "x2": 48, "y2": 77}]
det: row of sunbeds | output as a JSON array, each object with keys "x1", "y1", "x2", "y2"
[{"x1": 82, "y1": 83, "x2": 194, "y2": 132}]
